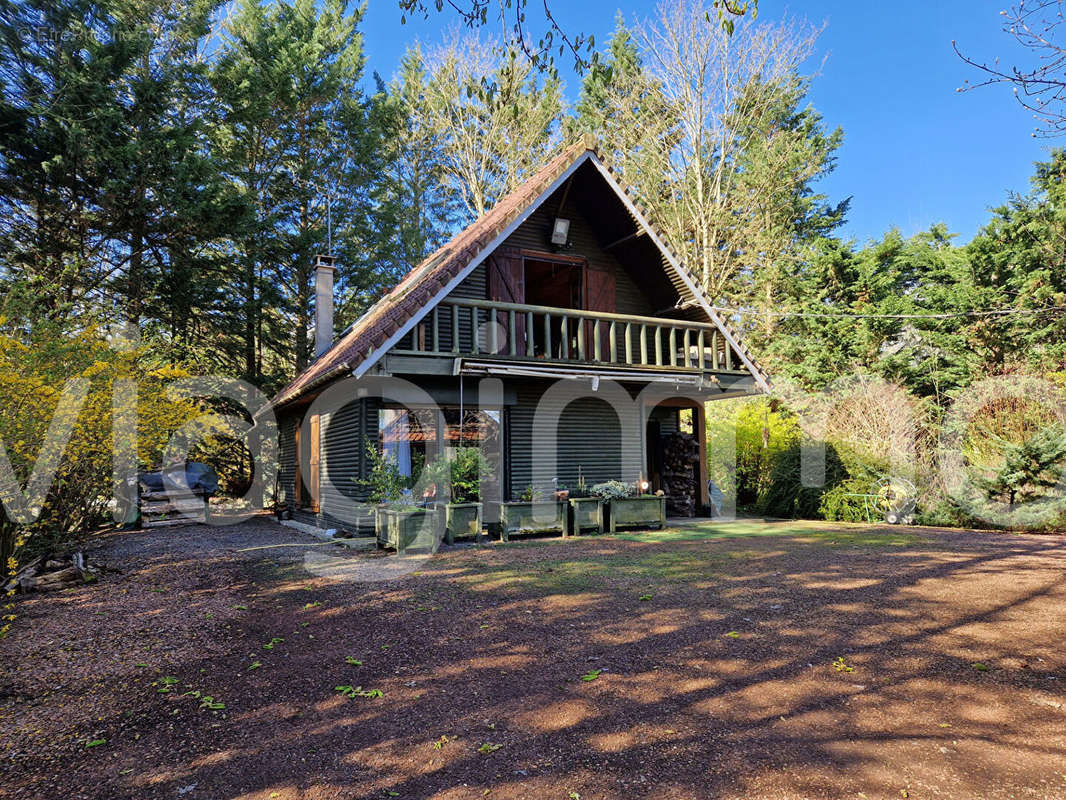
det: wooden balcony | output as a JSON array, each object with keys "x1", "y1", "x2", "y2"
[{"x1": 391, "y1": 298, "x2": 745, "y2": 374}]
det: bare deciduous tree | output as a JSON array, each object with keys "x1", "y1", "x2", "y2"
[
  {"x1": 418, "y1": 33, "x2": 564, "y2": 219},
  {"x1": 955, "y1": 0, "x2": 1066, "y2": 137},
  {"x1": 637, "y1": 0, "x2": 825, "y2": 302}
]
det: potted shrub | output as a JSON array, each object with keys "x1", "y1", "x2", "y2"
[
  {"x1": 424, "y1": 448, "x2": 490, "y2": 544},
  {"x1": 359, "y1": 444, "x2": 440, "y2": 553},
  {"x1": 592, "y1": 480, "x2": 666, "y2": 533},
  {"x1": 568, "y1": 469, "x2": 603, "y2": 534},
  {"x1": 500, "y1": 484, "x2": 569, "y2": 541}
]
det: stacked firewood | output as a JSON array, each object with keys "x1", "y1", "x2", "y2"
[
  {"x1": 4, "y1": 551, "x2": 102, "y2": 593},
  {"x1": 661, "y1": 432, "x2": 699, "y2": 517}
]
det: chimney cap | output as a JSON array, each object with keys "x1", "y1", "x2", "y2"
[{"x1": 314, "y1": 254, "x2": 337, "y2": 270}]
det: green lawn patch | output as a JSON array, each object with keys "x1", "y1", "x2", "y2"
[{"x1": 615, "y1": 519, "x2": 921, "y2": 547}]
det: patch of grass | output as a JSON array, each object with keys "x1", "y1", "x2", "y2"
[
  {"x1": 345, "y1": 656, "x2": 363, "y2": 666},
  {"x1": 154, "y1": 676, "x2": 179, "y2": 693},
  {"x1": 615, "y1": 519, "x2": 921, "y2": 547},
  {"x1": 85, "y1": 738, "x2": 106, "y2": 748},
  {"x1": 263, "y1": 637, "x2": 284, "y2": 650},
  {"x1": 335, "y1": 685, "x2": 383, "y2": 699},
  {"x1": 972, "y1": 662, "x2": 990, "y2": 672},
  {"x1": 724, "y1": 631, "x2": 741, "y2": 639},
  {"x1": 580, "y1": 669, "x2": 602, "y2": 682},
  {"x1": 477, "y1": 742, "x2": 502, "y2": 754},
  {"x1": 639, "y1": 593, "x2": 653, "y2": 601},
  {"x1": 433, "y1": 734, "x2": 451, "y2": 750},
  {"x1": 455, "y1": 550, "x2": 749, "y2": 595},
  {"x1": 248, "y1": 661, "x2": 262, "y2": 671}
]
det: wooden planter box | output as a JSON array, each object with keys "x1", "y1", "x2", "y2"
[
  {"x1": 568, "y1": 497, "x2": 604, "y2": 535},
  {"x1": 376, "y1": 507, "x2": 441, "y2": 554},
  {"x1": 443, "y1": 502, "x2": 482, "y2": 544},
  {"x1": 500, "y1": 501, "x2": 569, "y2": 541},
  {"x1": 607, "y1": 495, "x2": 666, "y2": 533}
]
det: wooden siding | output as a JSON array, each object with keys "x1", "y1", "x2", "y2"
[
  {"x1": 649, "y1": 405, "x2": 680, "y2": 436},
  {"x1": 318, "y1": 399, "x2": 374, "y2": 530},
  {"x1": 278, "y1": 412, "x2": 298, "y2": 507},
  {"x1": 277, "y1": 400, "x2": 376, "y2": 533},
  {"x1": 506, "y1": 380, "x2": 643, "y2": 498}
]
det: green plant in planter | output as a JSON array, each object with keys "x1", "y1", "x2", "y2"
[
  {"x1": 356, "y1": 442, "x2": 409, "y2": 505},
  {"x1": 517, "y1": 483, "x2": 541, "y2": 502},
  {"x1": 422, "y1": 449, "x2": 491, "y2": 544},
  {"x1": 590, "y1": 480, "x2": 633, "y2": 500},
  {"x1": 571, "y1": 467, "x2": 590, "y2": 498},
  {"x1": 423, "y1": 448, "x2": 492, "y2": 503}
]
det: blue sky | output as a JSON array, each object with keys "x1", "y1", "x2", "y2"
[{"x1": 359, "y1": 0, "x2": 1049, "y2": 245}]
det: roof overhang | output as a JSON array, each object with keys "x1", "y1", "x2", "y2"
[{"x1": 457, "y1": 359, "x2": 759, "y2": 397}]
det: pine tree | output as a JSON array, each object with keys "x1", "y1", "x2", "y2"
[
  {"x1": 212, "y1": 0, "x2": 380, "y2": 381},
  {"x1": 978, "y1": 424, "x2": 1066, "y2": 508},
  {"x1": 968, "y1": 150, "x2": 1066, "y2": 375}
]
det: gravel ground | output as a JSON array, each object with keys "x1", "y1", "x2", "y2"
[{"x1": 2, "y1": 516, "x2": 1065, "y2": 800}]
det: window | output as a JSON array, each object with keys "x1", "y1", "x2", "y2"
[
  {"x1": 379, "y1": 408, "x2": 438, "y2": 481},
  {"x1": 376, "y1": 407, "x2": 503, "y2": 502},
  {"x1": 679, "y1": 408, "x2": 694, "y2": 434},
  {"x1": 442, "y1": 408, "x2": 502, "y2": 459}
]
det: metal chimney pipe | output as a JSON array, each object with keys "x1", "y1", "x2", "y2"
[{"x1": 314, "y1": 254, "x2": 336, "y2": 358}]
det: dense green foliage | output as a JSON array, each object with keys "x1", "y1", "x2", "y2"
[{"x1": 423, "y1": 448, "x2": 492, "y2": 503}]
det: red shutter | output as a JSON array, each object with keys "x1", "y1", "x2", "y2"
[
  {"x1": 584, "y1": 265, "x2": 616, "y2": 360},
  {"x1": 487, "y1": 247, "x2": 526, "y2": 355}
]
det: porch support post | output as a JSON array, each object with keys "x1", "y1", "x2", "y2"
[{"x1": 695, "y1": 401, "x2": 709, "y2": 510}]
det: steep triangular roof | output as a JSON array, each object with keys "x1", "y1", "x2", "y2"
[{"x1": 273, "y1": 138, "x2": 769, "y2": 408}]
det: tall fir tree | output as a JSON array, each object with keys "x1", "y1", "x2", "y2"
[{"x1": 212, "y1": 0, "x2": 383, "y2": 382}]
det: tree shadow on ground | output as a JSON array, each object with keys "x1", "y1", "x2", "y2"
[{"x1": 4, "y1": 521, "x2": 1066, "y2": 800}]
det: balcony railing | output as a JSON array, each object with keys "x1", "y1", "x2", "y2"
[{"x1": 392, "y1": 298, "x2": 743, "y2": 372}]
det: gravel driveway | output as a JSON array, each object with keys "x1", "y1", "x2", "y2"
[{"x1": 2, "y1": 516, "x2": 1065, "y2": 800}]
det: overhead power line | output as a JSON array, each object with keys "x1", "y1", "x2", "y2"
[{"x1": 706, "y1": 305, "x2": 1066, "y2": 321}]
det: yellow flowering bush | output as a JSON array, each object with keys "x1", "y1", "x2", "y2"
[{"x1": 0, "y1": 325, "x2": 200, "y2": 634}]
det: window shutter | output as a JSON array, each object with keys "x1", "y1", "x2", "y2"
[
  {"x1": 487, "y1": 247, "x2": 526, "y2": 355},
  {"x1": 294, "y1": 424, "x2": 303, "y2": 504},
  {"x1": 584, "y1": 265, "x2": 616, "y2": 360},
  {"x1": 309, "y1": 413, "x2": 321, "y2": 513}
]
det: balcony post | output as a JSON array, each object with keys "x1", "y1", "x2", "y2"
[{"x1": 451, "y1": 305, "x2": 460, "y2": 354}]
